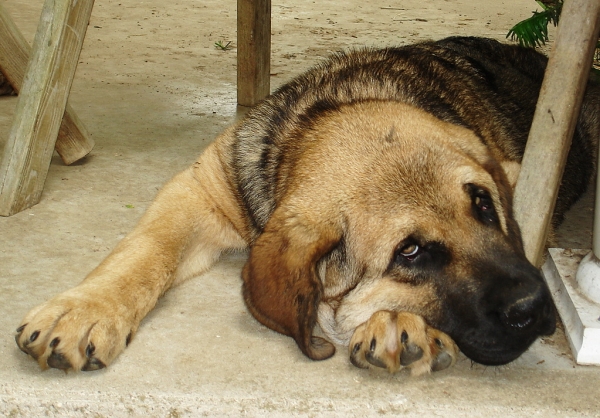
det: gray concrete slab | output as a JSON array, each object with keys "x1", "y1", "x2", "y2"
[{"x1": 1, "y1": 0, "x2": 598, "y2": 416}]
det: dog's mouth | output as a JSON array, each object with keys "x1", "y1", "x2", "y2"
[
  {"x1": 452, "y1": 304, "x2": 556, "y2": 366},
  {"x1": 456, "y1": 335, "x2": 539, "y2": 366},
  {"x1": 438, "y1": 249, "x2": 558, "y2": 366}
]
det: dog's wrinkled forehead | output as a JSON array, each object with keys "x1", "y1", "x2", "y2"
[{"x1": 346, "y1": 136, "x2": 510, "y2": 254}]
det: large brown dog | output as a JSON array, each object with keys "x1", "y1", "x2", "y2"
[{"x1": 16, "y1": 37, "x2": 599, "y2": 375}]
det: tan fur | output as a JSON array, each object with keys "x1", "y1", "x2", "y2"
[
  {"x1": 16, "y1": 102, "x2": 471, "y2": 373},
  {"x1": 18, "y1": 134, "x2": 249, "y2": 370},
  {"x1": 17, "y1": 36, "x2": 586, "y2": 374},
  {"x1": 349, "y1": 311, "x2": 458, "y2": 375}
]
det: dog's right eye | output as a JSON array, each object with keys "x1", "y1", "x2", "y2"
[
  {"x1": 392, "y1": 240, "x2": 425, "y2": 268},
  {"x1": 398, "y1": 243, "x2": 422, "y2": 260},
  {"x1": 389, "y1": 239, "x2": 450, "y2": 273}
]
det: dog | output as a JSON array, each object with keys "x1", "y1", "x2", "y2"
[{"x1": 15, "y1": 37, "x2": 599, "y2": 375}]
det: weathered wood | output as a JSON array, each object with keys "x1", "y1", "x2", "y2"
[
  {"x1": 0, "y1": 4, "x2": 29, "y2": 90},
  {"x1": 0, "y1": 2, "x2": 94, "y2": 166},
  {"x1": 595, "y1": 142, "x2": 600, "y2": 258},
  {"x1": 513, "y1": 0, "x2": 600, "y2": 266},
  {"x1": 0, "y1": 0, "x2": 95, "y2": 216},
  {"x1": 237, "y1": 0, "x2": 271, "y2": 106},
  {"x1": 55, "y1": 110, "x2": 93, "y2": 165}
]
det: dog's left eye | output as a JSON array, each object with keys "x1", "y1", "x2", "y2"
[
  {"x1": 474, "y1": 196, "x2": 489, "y2": 210},
  {"x1": 468, "y1": 185, "x2": 499, "y2": 227}
]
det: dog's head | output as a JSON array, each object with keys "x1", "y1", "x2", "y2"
[{"x1": 242, "y1": 101, "x2": 555, "y2": 366}]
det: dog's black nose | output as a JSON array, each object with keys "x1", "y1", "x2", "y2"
[
  {"x1": 500, "y1": 295, "x2": 539, "y2": 330},
  {"x1": 498, "y1": 277, "x2": 555, "y2": 335}
]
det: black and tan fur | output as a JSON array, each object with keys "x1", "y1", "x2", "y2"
[{"x1": 16, "y1": 37, "x2": 599, "y2": 375}]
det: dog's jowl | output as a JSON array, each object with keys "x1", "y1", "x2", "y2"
[{"x1": 16, "y1": 37, "x2": 599, "y2": 375}]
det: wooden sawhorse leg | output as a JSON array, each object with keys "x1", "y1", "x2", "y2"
[
  {"x1": 0, "y1": 3, "x2": 94, "y2": 167},
  {"x1": 237, "y1": 0, "x2": 271, "y2": 107},
  {"x1": 0, "y1": 0, "x2": 95, "y2": 216},
  {"x1": 514, "y1": 0, "x2": 600, "y2": 266}
]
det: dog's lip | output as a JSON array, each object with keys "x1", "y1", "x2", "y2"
[
  {"x1": 453, "y1": 315, "x2": 557, "y2": 365},
  {"x1": 457, "y1": 342, "x2": 525, "y2": 366},
  {"x1": 453, "y1": 330, "x2": 543, "y2": 366}
]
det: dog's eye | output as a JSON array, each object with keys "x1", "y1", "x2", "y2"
[
  {"x1": 400, "y1": 243, "x2": 421, "y2": 259},
  {"x1": 467, "y1": 185, "x2": 499, "y2": 227},
  {"x1": 394, "y1": 241, "x2": 423, "y2": 265},
  {"x1": 474, "y1": 196, "x2": 488, "y2": 210},
  {"x1": 389, "y1": 239, "x2": 450, "y2": 273}
]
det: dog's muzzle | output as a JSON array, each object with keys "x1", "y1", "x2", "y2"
[{"x1": 447, "y1": 254, "x2": 556, "y2": 366}]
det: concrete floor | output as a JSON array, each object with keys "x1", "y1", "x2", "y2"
[{"x1": 1, "y1": 0, "x2": 599, "y2": 416}]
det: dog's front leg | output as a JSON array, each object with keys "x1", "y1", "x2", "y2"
[
  {"x1": 15, "y1": 142, "x2": 248, "y2": 372},
  {"x1": 349, "y1": 311, "x2": 459, "y2": 376}
]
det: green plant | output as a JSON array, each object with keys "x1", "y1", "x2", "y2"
[
  {"x1": 507, "y1": 0, "x2": 562, "y2": 48},
  {"x1": 507, "y1": 0, "x2": 599, "y2": 77},
  {"x1": 214, "y1": 40, "x2": 233, "y2": 51}
]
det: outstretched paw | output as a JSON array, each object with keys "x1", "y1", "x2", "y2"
[
  {"x1": 15, "y1": 288, "x2": 135, "y2": 372},
  {"x1": 349, "y1": 311, "x2": 458, "y2": 376}
]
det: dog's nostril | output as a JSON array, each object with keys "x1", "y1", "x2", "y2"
[
  {"x1": 500, "y1": 302, "x2": 537, "y2": 330},
  {"x1": 501, "y1": 311, "x2": 534, "y2": 329}
]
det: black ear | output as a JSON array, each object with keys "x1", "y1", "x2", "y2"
[{"x1": 242, "y1": 213, "x2": 340, "y2": 360}]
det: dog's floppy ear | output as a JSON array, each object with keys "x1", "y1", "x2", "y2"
[{"x1": 242, "y1": 213, "x2": 340, "y2": 360}]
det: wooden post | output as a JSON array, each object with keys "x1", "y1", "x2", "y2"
[
  {"x1": 513, "y1": 0, "x2": 600, "y2": 267},
  {"x1": 0, "y1": 0, "x2": 95, "y2": 216},
  {"x1": 0, "y1": 2, "x2": 94, "y2": 166},
  {"x1": 237, "y1": 0, "x2": 271, "y2": 106}
]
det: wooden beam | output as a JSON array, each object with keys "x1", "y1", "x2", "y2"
[
  {"x1": 0, "y1": 0, "x2": 95, "y2": 216},
  {"x1": 513, "y1": 0, "x2": 600, "y2": 266},
  {"x1": 0, "y1": 2, "x2": 94, "y2": 166},
  {"x1": 237, "y1": 0, "x2": 271, "y2": 106},
  {"x1": 0, "y1": 4, "x2": 28, "y2": 91}
]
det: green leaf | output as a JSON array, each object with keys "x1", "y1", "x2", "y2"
[{"x1": 507, "y1": 1, "x2": 562, "y2": 48}]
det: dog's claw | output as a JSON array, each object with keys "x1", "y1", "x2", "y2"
[
  {"x1": 350, "y1": 342, "x2": 369, "y2": 368},
  {"x1": 365, "y1": 350, "x2": 387, "y2": 368},
  {"x1": 400, "y1": 342, "x2": 424, "y2": 366},
  {"x1": 49, "y1": 337, "x2": 60, "y2": 348},
  {"x1": 82, "y1": 357, "x2": 106, "y2": 371},
  {"x1": 369, "y1": 338, "x2": 376, "y2": 352},
  {"x1": 29, "y1": 330, "x2": 40, "y2": 343},
  {"x1": 400, "y1": 329, "x2": 425, "y2": 366},
  {"x1": 427, "y1": 329, "x2": 458, "y2": 373},
  {"x1": 78, "y1": 341, "x2": 106, "y2": 371},
  {"x1": 15, "y1": 326, "x2": 29, "y2": 355},
  {"x1": 85, "y1": 342, "x2": 96, "y2": 358},
  {"x1": 431, "y1": 351, "x2": 453, "y2": 372},
  {"x1": 18, "y1": 334, "x2": 40, "y2": 360},
  {"x1": 363, "y1": 337, "x2": 388, "y2": 368},
  {"x1": 47, "y1": 352, "x2": 72, "y2": 370}
]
